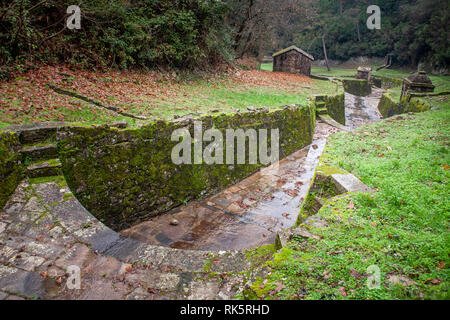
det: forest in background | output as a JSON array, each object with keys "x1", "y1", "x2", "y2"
[{"x1": 0, "y1": 0, "x2": 448, "y2": 76}]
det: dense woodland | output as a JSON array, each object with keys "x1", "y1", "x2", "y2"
[{"x1": 0, "y1": 0, "x2": 448, "y2": 76}]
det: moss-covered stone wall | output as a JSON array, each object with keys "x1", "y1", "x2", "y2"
[
  {"x1": 378, "y1": 89, "x2": 432, "y2": 118},
  {"x1": 324, "y1": 93, "x2": 345, "y2": 125},
  {"x1": 0, "y1": 130, "x2": 23, "y2": 208},
  {"x1": 371, "y1": 75, "x2": 404, "y2": 89},
  {"x1": 57, "y1": 105, "x2": 316, "y2": 230},
  {"x1": 342, "y1": 79, "x2": 372, "y2": 97}
]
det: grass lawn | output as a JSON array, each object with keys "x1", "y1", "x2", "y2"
[
  {"x1": 0, "y1": 66, "x2": 339, "y2": 128},
  {"x1": 243, "y1": 101, "x2": 449, "y2": 300}
]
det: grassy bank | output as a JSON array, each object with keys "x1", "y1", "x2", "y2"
[
  {"x1": 244, "y1": 101, "x2": 449, "y2": 300},
  {"x1": 0, "y1": 66, "x2": 338, "y2": 128}
]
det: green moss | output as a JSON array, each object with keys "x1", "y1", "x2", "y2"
[
  {"x1": 316, "y1": 165, "x2": 347, "y2": 176},
  {"x1": 0, "y1": 130, "x2": 23, "y2": 208},
  {"x1": 378, "y1": 88, "x2": 438, "y2": 118},
  {"x1": 29, "y1": 175, "x2": 66, "y2": 187},
  {"x1": 370, "y1": 75, "x2": 404, "y2": 89},
  {"x1": 343, "y1": 79, "x2": 372, "y2": 97},
  {"x1": 58, "y1": 106, "x2": 316, "y2": 230}
]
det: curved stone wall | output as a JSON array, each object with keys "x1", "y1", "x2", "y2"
[{"x1": 57, "y1": 105, "x2": 316, "y2": 230}]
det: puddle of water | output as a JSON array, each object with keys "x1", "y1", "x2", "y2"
[{"x1": 120, "y1": 89, "x2": 384, "y2": 251}]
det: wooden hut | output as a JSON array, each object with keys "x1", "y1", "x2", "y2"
[{"x1": 272, "y1": 45, "x2": 314, "y2": 76}]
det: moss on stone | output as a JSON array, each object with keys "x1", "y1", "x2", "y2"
[
  {"x1": 378, "y1": 89, "x2": 433, "y2": 118},
  {"x1": 0, "y1": 130, "x2": 23, "y2": 208},
  {"x1": 370, "y1": 75, "x2": 404, "y2": 89},
  {"x1": 57, "y1": 106, "x2": 316, "y2": 230},
  {"x1": 343, "y1": 79, "x2": 372, "y2": 97}
]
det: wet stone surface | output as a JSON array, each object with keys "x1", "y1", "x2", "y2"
[
  {"x1": 121, "y1": 121, "x2": 339, "y2": 251},
  {"x1": 0, "y1": 179, "x2": 252, "y2": 300},
  {"x1": 345, "y1": 88, "x2": 384, "y2": 129}
]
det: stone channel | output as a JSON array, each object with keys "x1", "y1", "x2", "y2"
[
  {"x1": 120, "y1": 88, "x2": 384, "y2": 251},
  {"x1": 0, "y1": 87, "x2": 384, "y2": 299}
]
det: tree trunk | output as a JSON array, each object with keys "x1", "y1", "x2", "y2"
[
  {"x1": 339, "y1": 0, "x2": 343, "y2": 15},
  {"x1": 356, "y1": 21, "x2": 361, "y2": 42},
  {"x1": 322, "y1": 33, "x2": 331, "y2": 71}
]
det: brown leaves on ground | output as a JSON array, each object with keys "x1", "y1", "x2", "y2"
[
  {"x1": 0, "y1": 64, "x2": 312, "y2": 125},
  {"x1": 349, "y1": 268, "x2": 361, "y2": 279},
  {"x1": 284, "y1": 189, "x2": 299, "y2": 197},
  {"x1": 338, "y1": 287, "x2": 347, "y2": 297},
  {"x1": 348, "y1": 200, "x2": 355, "y2": 209},
  {"x1": 425, "y1": 278, "x2": 442, "y2": 285},
  {"x1": 233, "y1": 70, "x2": 311, "y2": 91}
]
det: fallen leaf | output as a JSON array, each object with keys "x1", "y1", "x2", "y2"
[
  {"x1": 348, "y1": 200, "x2": 354, "y2": 209},
  {"x1": 431, "y1": 279, "x2": 442, "y2": 285},
  {"x1": 349, "y1": 268, "x2": 360, "y2": 279},
  {"x1": 437, "y1": 261, "x2": 445, "y2": 269},
  {"x1": 338, "y1": 287, "x2": 347, "y2": 297}
]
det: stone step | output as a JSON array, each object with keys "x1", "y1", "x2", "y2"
[
  {"x1": 14, "y1": 122, "x2": 65, "y2": 144},
  {"x1": 21, "y1": 143, "x2": 58, "y2": 162},
  {"x1": 316, "y1": 108, "x2": 328, "y2": 115},
  {"x1": 27, "y1": 159, "x2": 62, "y2": 178},
  {"x1": 315, "y1": 101, "x2": 327, "y2": 107},
  {"x1": 313, "y1": 95, "x2": 327, "y2": 102}
]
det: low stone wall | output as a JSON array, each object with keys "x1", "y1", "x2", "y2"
[
  {"x1": 324, "y1": 93, "x2": 345, "y2": 125},
  {"x1": 371, "y1": 75, "x2": 404, "y2": 89},
  {"x1": 342, "y1": 79, "x2": 372, "y2": 97},
  {"x1": 378, "y1": 89, "x2": 432, "y2": 118},
  {"x1": 57, "y1": 105, "x2": 316, "y2": 230},
  {"x1": 0, "y1": 130, "x2": 23, "y2": 208}
]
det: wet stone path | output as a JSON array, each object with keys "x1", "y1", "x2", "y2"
[
  {"x1": 121, "y1": 121, "x2": 337, "y2": 251},
  {"x1": 121, "y1": 89, "x2": 384, "y2": 251},
  {"x1": 345, "y1": 87, "x2": 384, "y2": 129}
]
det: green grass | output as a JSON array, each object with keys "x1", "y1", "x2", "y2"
[
  {"x1": 247, "y1": 101, "x2": 449, "y2": 300},
  {"x1": 0, "y1": 68, "x2": 338, "y2": 127},
  {"x1": 374, "y1": 69, "x2": 450, "y2": 93},
  {"x1": 311, "y1": 67, "x2": 356, "y2": 77},
  {"x1": 260, "y1": 63, "x2": 273, "y2": 71},
  {"x1": 115, "y1": 77, "x2": 338, "y2": 119}
]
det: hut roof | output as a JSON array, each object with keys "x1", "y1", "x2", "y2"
[{"x1": 272, "y1": 45, "x2": 314, "y2": 61}]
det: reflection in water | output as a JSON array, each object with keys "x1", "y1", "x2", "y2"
[{"x1": 121, "y1": 87, "x2": 385, "y2": 251}]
